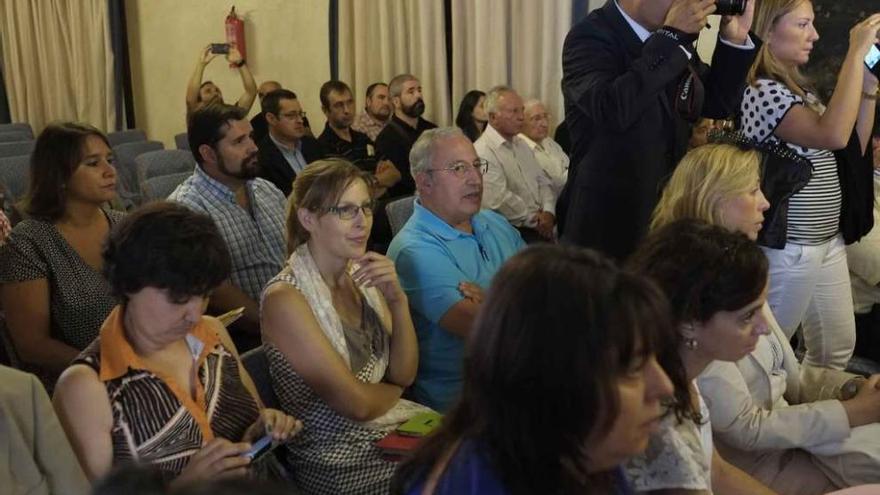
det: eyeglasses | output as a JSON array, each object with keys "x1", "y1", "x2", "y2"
[
  {"x1": 325, "y1": 201, "x2": 376, "y2": 220},
  {"x1": 281, "y1": 111, "x2": 307, "y2": 120},
  {"x1": 426, "y1": 158, "x2": 488, "y2": 178}
]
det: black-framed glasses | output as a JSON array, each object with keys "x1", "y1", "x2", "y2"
[
  {"x1": 325, "y1": 201, "x2": 376, "y2": 220},
  {"x1": 426, "y1": 158, "x2": 488, "y2": 178}
]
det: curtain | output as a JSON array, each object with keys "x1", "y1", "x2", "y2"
[
  {"x1": 450, "y1": 0, "x2": 571, "y2": 130},
  {"x1": 0, "y1": 0, "x2": 116, "y2": 132},
  {"x1": 338, "y1": 0, "x2": 451, "y2": 126}
]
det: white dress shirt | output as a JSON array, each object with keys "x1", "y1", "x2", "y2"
[
  {"x1": 475, "y1": 124, "x2": 555, "y2": 228},
  {"x1": 519, "y1": 134, "x2": 569, "y2": 199}
]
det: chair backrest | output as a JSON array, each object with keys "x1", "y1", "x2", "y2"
[
  {"x1": 0, "y1": 140, "x2": 35, "y2": 158},
  {"x1": 107, "y1": 129, "x2": 147, "y2": 147},
  {"x1": 140, "y1": 172, "x2": 191, "y2": 202},
  {"x1": 135, "y1": 149, "x2": 196, "y2": 185},
  {"x1": 0, "y1": 123, "x2": 34, "y2": 139},
  {"x1": 386, "y1": 195, "x2": 416, "y2": 236},
  {"x1": 0, "y1": 155, "x2": 31, "y2": 202},
  {"x1": 174, "y1": 132, "x2": 190, "y2": 151},
  {"x1": 113, "y1": 140, "x2": 165, "y2": 194},
  {"x1": 240, "y1": 346, "x2": 280, "y2": 409},
  {"x1": 0, "y1": 130, "x2": 31, "y2": 143}
]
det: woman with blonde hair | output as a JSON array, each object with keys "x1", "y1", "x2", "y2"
[
  {"x1": 654, "y1": 143, "x2": 880, "y2": 493},
  {"x1": 262, "y1": 158, "x2": 427, "y2": 494},
  {"x1": 739, "y1": 0, "x2": 879, "y2": 371}
]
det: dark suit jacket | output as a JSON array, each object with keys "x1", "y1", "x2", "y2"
[
  {"x1": 558, "y1": 1, "x2": 758, "y2": 260},
  {"x1": 257, "y1": 135, "x2": 325, "y2": 196}
]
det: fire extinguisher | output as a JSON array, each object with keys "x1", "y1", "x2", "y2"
[{"x1": 225, "y1": 6, "x2": 246, "y2": 68}]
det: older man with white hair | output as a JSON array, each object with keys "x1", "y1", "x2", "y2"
[
  {"x1": 388, "y1": 127, "x2": 524, "y2": 411},
  {"x1": 520, "y1": 99, "x2": 569, "y2": 199},
  {"x1": 475, "y1": 86, "x2": 557, "y2": 242}
]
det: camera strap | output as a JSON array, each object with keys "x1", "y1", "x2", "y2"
[{"x1": 674, "y1": 64, "x2": 704, "y2": 123}]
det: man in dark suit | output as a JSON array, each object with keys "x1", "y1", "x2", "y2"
[
  {"x1": 559, "y1": 0, "x2": 758, "y2": 260},
  {"x1": 257, "y1": 89, "x2": 325, "y2": 196}
]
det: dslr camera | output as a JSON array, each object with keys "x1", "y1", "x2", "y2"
[{"x1": 715, "y1": 0, "x2": 746, "y2": 16}]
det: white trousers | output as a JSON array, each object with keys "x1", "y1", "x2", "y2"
[{"x1": 761, "y1": 235, "x2": 856, "y2": 370}]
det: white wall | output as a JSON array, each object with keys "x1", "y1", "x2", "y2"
[{"x1": 125, "y1": 0, "x2": 331, "y2": 148}]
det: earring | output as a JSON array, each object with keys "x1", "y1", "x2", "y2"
[{"x1": 684, "y1": 337, "x2": 698, "y2": 351}]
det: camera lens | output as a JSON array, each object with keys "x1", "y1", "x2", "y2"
[{"x1": 715, "y1": 0, "x2": 746, "y2": 16}]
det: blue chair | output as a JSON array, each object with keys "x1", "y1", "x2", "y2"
[
  {"x1": 140, "y1": 172, "x2": 191, "y2": 202},
  {"x1": 0, "y1": 155, "x2": 30, "y2": 202},
  {"x1": 385, "y1": 195, "x2": 415, "y2": 237},
  {"x1": 240, "y1": 346, "x2": 280, "y2": 409},
  {"x1": 0, "y1": 123, "x2": 34, "y2": 139},
  {"x1": 107, "y1": 129, "x2": 147, "y2": 147},
  {"x1": 0, "y1": 131, "x2": 31, "y2": 143},
  {"x1": 135, "y1": 149, "x2": 196, "y2": 185},
  {"x1": 174, "y1": 133, "x2": 190, "y2": 151},
  {"x1": 113, "y1": 140, "x2": 164, "y2": 198},
  {"x1": 0, "y1": 141, "x2": 35, "y2": 158}
]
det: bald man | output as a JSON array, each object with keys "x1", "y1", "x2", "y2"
[{"x1": 250, "y1": 80, "x2": 283, "y2": 143}]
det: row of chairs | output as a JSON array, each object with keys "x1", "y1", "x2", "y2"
[{"x1": 0, "y1": 123, "x2": 194, "y2": 207}]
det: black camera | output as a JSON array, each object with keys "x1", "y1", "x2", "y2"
[{"x1": 715, "y1": 0, "x2": 746, "y2": 16}]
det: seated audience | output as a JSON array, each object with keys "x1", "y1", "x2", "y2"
[
  {"x1": 250, "y1": 80, "x2": 282, "y2": 143},
  {"x1": 92, "y1": 464, "x2": 291, "y2": 495},
  {"x1": 352, "y1": 82, "x2": 392, "y2": 142},
  {"x1": 260, "y1": 159, "x2": 428, "y2": 494},
  {"x1": 375, "y1": 74, "x2": 438, "y2": 199},
  {"x1": 0, "y1": 123, "x2": 121, "y2": 387},
  {"x1": 317, "y1": 80, "x2": 401, "y2": 197},
  {"x1": 476, "y1": 86, "x2": 556, "y2": 242},
  {"x1": 257, "y1": 89, "x2": 326, "y2": 197},
  {"x1": 392, "y1": 244, "x2": 674, "y2": 494},
  {"x1": 388, "y1": 127, "x2": 524, "y2": 411},
  {"x1": 625, "y1": 220, "x2": 775, "y2": 494},
  {"x1": 170, "y1": 104, "x2": 286, "y2": 351},
  {"x1": 520, "y1": 98, "x2": 569, "y2": 199},
  {"x1": 53, "y1": 202, "x2": 300, "y2": 483},
  {"x1": 848, "y1": 126, "x2": 880, "y2": 364},
  {"x1": 0, "y1": 365, "x2": 89, "y2": 495},
  {"x1": 454, "y1": 89, "x2": 487, "y2": 142},
  {"x1": 656, "y1": 143, "x2": 880, "y2": 493},
  {"x1": 318, "y1": 80, "x2": 400, "y2": 249},
  {"x1": 185, "y1": 44, "x2": 256, "y2": 115}
]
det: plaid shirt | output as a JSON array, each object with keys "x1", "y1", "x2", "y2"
[
  {"x1": 351, "y1": 112, "x2": 389, "y2": 142},
  {"x1": 168, "y1": 166, "x2": 287, "y2": 300}
]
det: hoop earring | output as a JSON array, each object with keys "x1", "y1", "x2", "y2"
[{"x1": 684, "y1": 337, "x2": 698, "y2": 351}]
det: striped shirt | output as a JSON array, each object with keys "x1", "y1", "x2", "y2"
[
  {"x1": 75, "y1": 307, "x2": 260, "y2": 477},
  {"x1": 741, "y1": 79, "x2": 841, "y2": 245},
  {"x1": 168, "y1": 166, "x2": 287, "y2": 300}
]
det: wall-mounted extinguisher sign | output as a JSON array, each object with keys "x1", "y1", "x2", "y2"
[{"x1": 225, "y1": 6, "x2": 246, "y2": 68}]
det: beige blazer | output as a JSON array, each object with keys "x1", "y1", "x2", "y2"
[
  {"x1": 696, "y1": 305, "x2": 854, "y2": 467},
  {"x1": 0, "y1": 366, "x2": 89, "y2": 495}
]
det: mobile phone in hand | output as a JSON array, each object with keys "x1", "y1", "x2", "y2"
[
  {"x1": 243, "y1": 434, "x2": 279, "y2": 463},
  {"x1": 866, "y1": 43, "x2": 880, "y2": 79},
  {"x1": 210, "y1": 43, "x2": 230, "y2": 55}
]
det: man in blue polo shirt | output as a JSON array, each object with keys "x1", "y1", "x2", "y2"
[{"x1": 388, "y1": 127, "x2": 525, "y2": 411}]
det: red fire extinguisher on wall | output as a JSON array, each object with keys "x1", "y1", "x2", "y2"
[{"x1": 225, "y1": 6, "x2": 246, "y2": 68}]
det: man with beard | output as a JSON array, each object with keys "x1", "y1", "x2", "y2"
[
  {"x1": 375, "y1": 74, "x2": 438, "y2": 199},
  {"x1": 257, "y1": 89, "x2": 325, "y2": 196},
  {"x1": 352, "y1": 82, "x2": 392, "y2": 142},
  {"x1": 169, "y1": 104, "x2": 286, "y2": 351},
  {"x1": 388, "y1": 127, "x2": 525, "y2": 411}
]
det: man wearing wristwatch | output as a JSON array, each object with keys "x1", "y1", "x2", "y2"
[
  {"x1": 558, "y1": 0, "x2": 759, "y2": 260},
  {"x1": 185, "y1": 44, "x2": 257, "y2": 116}
]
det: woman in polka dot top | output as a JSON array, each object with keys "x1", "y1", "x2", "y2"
[{"x1": 739, "y1": 0, "x2": 879, "y2": 372}]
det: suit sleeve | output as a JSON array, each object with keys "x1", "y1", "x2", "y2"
[
  {"x1": 697, "y1": 360, "x2": 851, "y2": 451},
  {"x1": 562, "y1": 27, "x2": 690, "y2": 133},
  {"x1": 699, "y1": 33, "x2": 760, "y2": 119}
]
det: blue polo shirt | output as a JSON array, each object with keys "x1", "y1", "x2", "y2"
[{"x1": 388, "y1": 200, "x2": 524, "y2": 411}]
